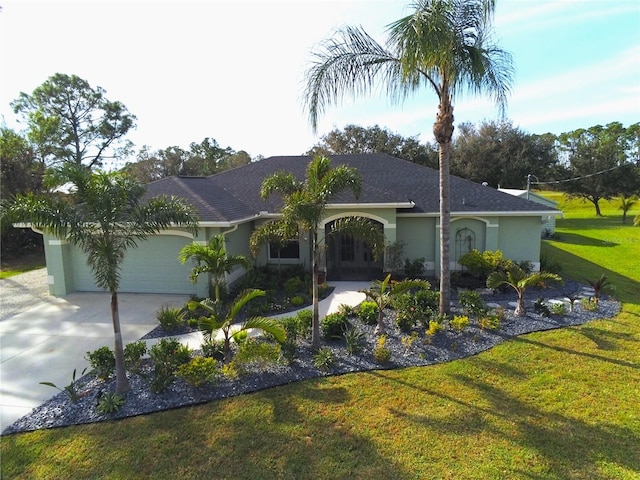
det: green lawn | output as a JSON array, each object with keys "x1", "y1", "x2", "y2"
[{"x1": 2, "y1": 193, "x2": 639, "y2": 480}]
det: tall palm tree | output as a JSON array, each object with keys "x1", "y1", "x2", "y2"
[
  {"x1": 190, "y1": 289, "x2": 286, "y2": 362},
  {"x1": 360, "y1": 273, "x2": 431, "y2": 334},
  {"x1": 303, "y1": 0, "x2": 514, "y2": 314},
  {"x1": 1, "y1": 165, "x2": 198, "y2": 392},
  {"x1": 487, "y1": 264, "x2": 563, "y2": 317},
  {"x1": 179, "y1": 234, "x2": 251, "y2": 302},
  {"x1": 252, "y1": 155, "x2": 364, "y2": 348}
]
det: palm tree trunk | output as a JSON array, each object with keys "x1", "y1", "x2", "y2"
[
  {"x1": 515, "y1": 295, "x2": 526, "y2": 316},
  {"x1": 311, "y1": 229, "x2": 320, "y2": 349},
  {"x1": 374, "y1": 306, "x2": 385, "y2": 335},
  {"x1": 434, "y1": 93, "x2": 454, "y2": 315},
  {"x1": 110, "y1": 291, "x2": 129, "y2": 393}
]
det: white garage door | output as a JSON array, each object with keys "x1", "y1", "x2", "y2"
[{"x1": 71, "y1": 235, "x2": 198, "y2": 295}]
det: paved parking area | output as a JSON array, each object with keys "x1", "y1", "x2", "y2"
[{"x1": 0, "y1": 279, "x2": 187, "y2": 432}]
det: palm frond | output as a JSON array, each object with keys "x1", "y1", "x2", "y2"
[{"x1": 239, "y1": 317, "x2": 287, "y2": 344}]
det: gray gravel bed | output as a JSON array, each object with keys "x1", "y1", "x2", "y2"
[{"x1": 2, "y1": 281, "x2": 620, "y2": 436}]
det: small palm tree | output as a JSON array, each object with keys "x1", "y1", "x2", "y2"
[
  {"x1": 618, "y1": 195, "x2": 637, "y2": 224},
  {"x1": 487, "y1": 265, "x2": 563, "y2": 317},
  {"x1": 253, "y1": 155, "x2": 367, "y2": 349},
  {"x1": 179, "y1": 234, "x2": 251, "y2": 302},
  {"x1": 360, "y1": 273, "x2": 431, "y2": 334},
  {"x1": 587, "y1": 274, "x2": 611, "y2": 305},
  {"x1": 1, "y1": 165, "x2": 198, "y2": 393},
  {"x1": 189, "y1": 289, "x2": 286, "y2": 362}
]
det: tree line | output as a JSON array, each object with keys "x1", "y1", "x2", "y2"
[{"x1": 2, "y1": 72, "x2": 639, "y2": 258}]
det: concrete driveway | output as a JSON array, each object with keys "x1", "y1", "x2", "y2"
[
  {"x1": 0, "y1": 269, "x2": 367, "y2": 433},
  {"x1": 0, "y1": 277, "x2": 187, "y2": 432}
]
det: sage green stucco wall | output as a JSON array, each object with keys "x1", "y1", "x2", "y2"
[
  {"x1": 497, "y1": 216, "x2": 542, "y2": 268},
  {"x1": 396, "y1": 216, "x2": 436, "y2": 274}
]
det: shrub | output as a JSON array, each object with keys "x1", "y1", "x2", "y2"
[
  {"x1": 149, "y1": 338, "x2": 192, "y2": 393},
  {"x1": 86, "y1": 346, "x2": 115, "y2": 381},
  {"x1": 313, "y1": 347, "x2": 336, "y2": 370},
  {"x1": 176, "y1": 357, "x2": 219, "y2": 387},
  {"x1": 392, "y1": 289, "x2": 438, "y2": 332},
  {"x1": 284, "y1": 277, "x2": 304, "y2": 297},
  {"x1": 289, "y1": 295, "x2": 305, "y2": 307},
  {"x1": 581, "y1": 297, "x2": 598, "y2": 312},
  {"x1": 337, "y1": 303, "x2": 356, "y2": 317},
  {"x1": 450, "y1": 315, "x2": 470, "y2": 332},
  {"x1": 155, "y1": 305, "x2": 186, "y2": 332},
  {"x1": 459, "y1": 249, "x2": 513, "y2": 281},
  {"x1": 357, "y1": 301, "x2": 379, "y2": 326},
  {"x1": 404, "y1": 257, "x2": 425, "y2": 278},
  {"x1": 373, "y1": 335, "x2": 391, "y2": 364},
  {"x1": 96, "y1": 391, "x2": 125, "y2": 414},
  {"x1": 478, "y1": 313, "x2": 501, "y2": 330},
  {"x1": 296, "y1": 309, "x2": 313, "y2": 337},
  {"x1": 550, "y1": 302, "x2": 566, "y2": 316},
  {"x1": 221, "y1": 361, "x2": 244, "y2": 380},
  {"x1": 343, "y1": 327, "x2": 365, "y2": 355},
  {"x1": 401, "y1": 331, "x2": 419, "y2": 352},
  {"x1": 124, "y1": 341, "x2": 147, "y2": 374},
  {"x1": 534, "y1": 298, "x2": 551, "y2": 317},
  {"x1": 234, "y1": 339, "x2": 282, "y2": 370},
  {"x1": 427, "y1": 319, "x2": 444, "y2": 336},
  {"x1": 321, "y1": 312, "x2": 350, "y2": 341},
  {"x1": 457, "y1": 290, "x2": 488, "y2": 318}
]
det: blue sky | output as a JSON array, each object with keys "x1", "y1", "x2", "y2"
[{"x1": 1, "y1": 0, "x2": 638, "y2": 161}]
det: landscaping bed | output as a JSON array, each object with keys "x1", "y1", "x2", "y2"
[{"x1": 2, "y1": 279, "x2": 620, "y2": 436}]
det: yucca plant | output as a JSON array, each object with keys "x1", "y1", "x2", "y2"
[
  {"x1": 189, "y1": 289, "x2": 286, "y2": 362},
  {"x1": 487, "y1": 264, "x2": 563, "y2": 317}
]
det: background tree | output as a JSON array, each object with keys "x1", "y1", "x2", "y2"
[
  {"x1": 303, "y1": 0, "x2": 514, "y2": 315},
  {"x1": 11, "y1": 73, "x2": 136, "y2": 170},
  {"x1": 557, "y1": 122, "x2": 640, "y2": 216},
  {"x1": 0, "y1": 127, "x2": 45, "y2": 257},
  {"x1": 251, "y1": 155, "x2": 362, "y2": 348},
  {"x1": 178, "y1": 234, "x2": 251, "y2": 302},
  {"x1": 1, "y1": 165, "x2": 198, "y2": 393},
  {"x1": 451, "y1": 120, "x2": 562, "y2": 188},
  {"x1": 307, "y1": 124, "x2": 438, "y2": 168}
]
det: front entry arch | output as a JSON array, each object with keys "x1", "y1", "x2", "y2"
[{"x1": 325, "y1": 219, "x2": 384, "y2": 281}]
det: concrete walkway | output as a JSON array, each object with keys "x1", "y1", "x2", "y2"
[{"x1": 0, "y1": 277, "x2": 367, "y2": 432}]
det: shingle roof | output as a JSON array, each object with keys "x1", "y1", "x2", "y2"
[{"x1": 145, "y1": 153, "x2": 559, "y2": 223}]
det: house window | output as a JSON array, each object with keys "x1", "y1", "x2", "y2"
[{"x1": 269, "y1": 240, "x2": 300, "y2": 259}]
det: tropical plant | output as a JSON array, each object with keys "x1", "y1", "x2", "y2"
[
  {"x1": 618, "y1": 194, "x2": 637, "y2": 224},
  {"x1": 155, "y1": 305, "x2": 185, "y2": 332},
  {"x1": 457, "y1": 290, "x2": 488, "y2": 317},
  {"x1": 123, "y1": 341, "x2": 147, "y2": 374},
  {"x1": 487, "y1": 264, "x2": 563, "y2": 316},
  {"x1": 0, "y1": 164, "x2": 199, "y2": 393},
  {"x1": 96, "y1": 391, "x2": 125, "y2": 414},
  {"x1": 360, "y1": 273, "x2": 431, "y2": 334},
  {"x1": 189, "y1": 289, "x2": 286, "y2": 362},
  {"x1": 250, "y1": 155, "x2": 384, "y2": 348},
  {"x1": 179, "y1": 234, "x2": 251, "y2": 302},
  {"x1": 39, "y1": 367, "x2": 87, "y2": 403},
  {"x1": 176, "y1": 357, "x2": 219, "y2": 388},
  {"x1": 303, "y1": 0, "x2": 514, "y2": 314},
  {"x1": 343, "y1": 327, "x2": 365, "y2": 355},
  {"x1": 320, "y1": 312, "x2": 350, "y2": 341},
  {"x1": 86, "y1": 346, "x2": 116, "y2": 381},
  {"x1": 587, "y1": 274, "x2": 611, "y2": 304},
  {"x1": 373, "y1": 335, "x2": 391, "y2": 364},
  {"x1": 313, "y1": 347, "x2": 336, "y2": 370}
]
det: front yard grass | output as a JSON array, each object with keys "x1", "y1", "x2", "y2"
[{"x1": 2, "y1": 192, "x2": 639, "y2": 479}]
